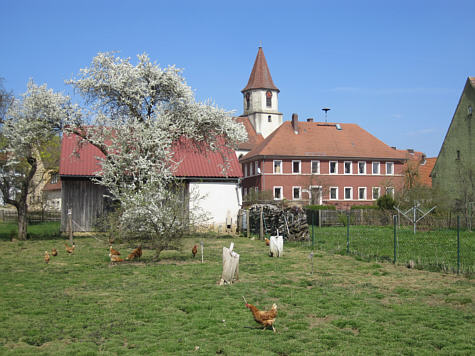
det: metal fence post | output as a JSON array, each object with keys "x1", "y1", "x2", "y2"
[
  {"x1": 312, "y1": 210, "x2": 315, "y2": 250},
  {"x1": 346, "y1": 212, "x2": 350, "y2": 254},
  {"x1": 393, "y1": 215, "x2": 397, "y2": 264},
  {"x1": 457, "y1": 215, "x2": 460, "y2": 274}
]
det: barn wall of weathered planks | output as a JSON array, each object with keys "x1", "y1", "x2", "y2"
[{"x1": 60, "y1": 178, "x2": 106, "y2": 232}]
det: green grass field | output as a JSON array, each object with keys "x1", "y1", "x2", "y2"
[
  {"x1": 309, "y1": 225, "x2": 475, "y2": 275},
  {"x1": 0, "y1": 223, "x2": 473, "y2": 355}
]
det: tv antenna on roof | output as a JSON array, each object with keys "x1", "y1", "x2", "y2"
[{"x1": 322, "y1": 108, "x2": 330, "y2": 122}]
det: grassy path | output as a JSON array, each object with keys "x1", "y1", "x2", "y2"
[{"x1": 0, "y1": 234, "x2": 473, "y2": 355}]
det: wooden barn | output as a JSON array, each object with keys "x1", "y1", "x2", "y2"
[{"x1": 59, "y1": 132, "x2": 243, "y2": 232}]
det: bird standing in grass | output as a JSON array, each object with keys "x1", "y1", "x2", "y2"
[
  {"x1": 243, "y1": 296, "x2": 278, "y2": 333},
  {"x1": 109, "y1": 245, "x2": 120, "y2": 256},
  {"x1": 265, "y1": 238, "x2": 270, "y2": 246},
  {"x1": 51, "y1": 248, "x2": 58, "y2": 256},
  {"x1": 192, "y1": 245, "x2": 198, "y2": 258},
  {"x1": 44, "y1": 251, "x2": 50, "y2": 264},
  {"x1": 65, "y1": 242, "x2": 75, "y2": 254},
  {"x1": 126, "y1": 246, "x2": 142, "y2": 261}
]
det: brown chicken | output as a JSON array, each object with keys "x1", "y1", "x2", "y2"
[
  {"x1": 192, "y1": 245, "x2": 198, "y2": 258},
  {"x1": 109, "y1": 245, "x2": 120, "y2": 256},
  {"x1": 65, "y1": 242, "x2": 75, "y2": 254},
  {"x1": 265, "y1": 238, "x2": 270, "y2": 246},
  {"x1": 44, "y1": 251, "x2": 50, "y2": 264},
  {"x1": 127, "y1": 246, "x2": 142, "y2": 261},
  {"x1": 51, "y1": 248, "x2": 58, "y2": 256},
  {"x1": 243, "y1": 297, "x2": 278, "y2": 333},
  {"x1": 110, "y1": 254, "x2": 123, "y2": 262}
]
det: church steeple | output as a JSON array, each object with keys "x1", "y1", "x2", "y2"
[
  {"x1": 241, "y1": 47, "x2": 283, "y2": 139},
  {"x1": 242, "y1": 47, "x2": 279, "y2": 93}
]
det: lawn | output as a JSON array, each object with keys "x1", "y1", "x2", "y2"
[
  {"x1": 0, "y1": 224, "x2": 473, "y2": 355},
  {"x1": 309, "y1": 225, "x2": 475, "y2": 275}
]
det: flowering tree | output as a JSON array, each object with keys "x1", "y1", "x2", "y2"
[
  {"x1": 1, "y1": 81, "x2": 75, "y2": 240},
  {"x1": 65, "y1": 53, "x2": 246, "y2": 257}
]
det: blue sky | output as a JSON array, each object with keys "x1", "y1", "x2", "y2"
[{"x1": 1, "y1": 0, "x2": 474, "y2": 157}]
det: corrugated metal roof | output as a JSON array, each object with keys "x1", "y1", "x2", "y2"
[{"x1": 60, "y1": 132, "x2": 242, "y2": 179}]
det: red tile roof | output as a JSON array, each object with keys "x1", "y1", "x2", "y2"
[
  {"x1": 234, "y1": 116, "x2": 264, "y2": 151},
  {"x1": 241, "y1": 47, "x2": 279, "y2": 92},
  {"x1": 60, "y1": 132, "x2": 242, "y2": 179},
  {"x1": 417, "y1": 157, "x2": 436, "y2": 187},
  {"x1": 241, "y1": 121, "x2": 408, "y2": 161},
  {"x1": 43, "y1": 180, "x2": 61, "y2": 191}
]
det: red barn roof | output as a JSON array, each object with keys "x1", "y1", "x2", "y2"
[{"x1": 60, "y1": 132, "x2": 242, "y2": 179}]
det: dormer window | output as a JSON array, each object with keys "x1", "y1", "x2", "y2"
[{"x1": 266, "y1": 91, "x2": 272, "y2": 107}]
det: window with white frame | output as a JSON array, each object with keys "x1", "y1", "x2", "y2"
[
  {"x1": 292, "y1": 186, "x2": 301, "y2": 200},
  {"x1": 344, "y1": 187, "x2": 353, "y2": 200},
  {"x1": 329, "y1": 187, "x2": 338, "y2": 200},
  {"x1": 255, "y1": 161, "x2": 260, "y2": 174},
  {"x1": 386, "y1": 162, "x2": 394, "y2": 175},
  {"x1": 372, "y1": 187, "x2": 380, "y2": 200},
  {"x1": 244, "y1": 164, "x2": 248, "y2": 177},
  {"x1": 358, "y1": 187, "x2": 366, "y2": 200},
  {"x1": 311, "y1": 160, "x2": 320, "y2": 174},
  {"x1": 372, "y1": 161, "x2": 380, "y2": 175},
  {"x1": 358, "y1": 161, "x2": 366, "y2": 174},
  {"x1": 344, "y1": 161, "x2": 352, "y2": 174},
  {"x1": 329, "y1": 161, "x2": 338, "y2": 174},
  {"x1": 386, "y1": 187, "x2": 394, "y2": 197},
  {"x1": 273, "y1": 160, "x2": 282, "y2": 174},
  {"x1": 250, "y1": 161, "x2": 253, "y2": 176},
  {"x1": 292, "y1": 160, "x2": 301, "y2": 174},
  {"x1": 273, "y1": 186, "x2": 283, "y2": 200}
]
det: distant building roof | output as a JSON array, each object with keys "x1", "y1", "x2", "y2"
[
  {"x1": 234, "y1": 116, "x2": 264, "y2": 151},
  {"x1": 241, "y1": 47, "x2": 279, "y2": 93},
  {"x1": 60, "y1": 132, "x2": 242, "y2": 179},
  {"x1": 241, "y1": 121, "x2": 408, "y2": 161},
  {"x1": 418, "y1": 157, "x2": 436, "y2": 187}
]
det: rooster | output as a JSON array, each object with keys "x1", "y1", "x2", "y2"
[
  {"x1": 243, "y1": 297, "x2": 278, "y2": 333},
  {"x1": 192, "y1": 245, "x2": 198, "y2": 258},
  {"x1": 65, "y1": 242, "x2": 75, "y2": 254},
  {"x1": 44, "y1": 251, "x2": 50, "y2": 264},
  {"x1": 51, "y1": 248, "x2": 58, "y2": 256},
  {"x1": 265, "y1": 238, "x2": 270, "y2": 246},
  {"x1": 109, "y1": 245, "x2": 120, "y2": 256},
  {"x1": 126, "y1": 246, "x2": 142, "y2": 261}
]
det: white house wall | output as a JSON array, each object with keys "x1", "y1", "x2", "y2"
[{"x1": 189, "y1": 182, "x2": 241, "y2": 228}]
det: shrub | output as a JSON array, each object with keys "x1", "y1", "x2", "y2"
[
  {"x1": 376, "y1": 195, "x2": 396, "y2": 210},
  {"x1": 305, "y1": 205, "x2": 336, "y2": 211}
]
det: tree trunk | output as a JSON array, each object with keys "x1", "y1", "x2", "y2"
[{"x1": 17, "y1": 202, "x2": 28, "y2": 240}]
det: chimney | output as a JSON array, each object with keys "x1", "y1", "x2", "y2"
[
  {"x1": 307, "y1": 118, "x2": 314, "y2": 122},
  {"x1": 292, "y1": 113, "x2": 299, "y2": 134}
]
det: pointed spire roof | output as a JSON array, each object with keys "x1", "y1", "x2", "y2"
[{"x1": 242, "y1": 47, "x2": 279, "y2": 93}]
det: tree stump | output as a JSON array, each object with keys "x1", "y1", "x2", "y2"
[
  {"x1": 219, "y1": 242, "x2": 239, "y2": 285},
  {"x1": 269, "y1": 235, "x2": 283, "y2": 257}
]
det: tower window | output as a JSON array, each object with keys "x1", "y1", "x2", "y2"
[
  {"x1": 456, "y1": 150, "x2": 460, "y2": 160},
  {"x1": 245, "y1": 92, "x2": 250, "y2": 110},
  {"x1": 266, "y1": 90, "x2": 272, "y2": 107},
  {"x1": 268, "y1": 115, "x2": 272, "y2": 122}
]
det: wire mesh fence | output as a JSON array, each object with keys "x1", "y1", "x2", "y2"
[
  {"x1": 0, "y1": 209, "x2": 61, "y2": 223},
  {"x1": 307, "y1": 209, "x2": 474, "y2": 275}
]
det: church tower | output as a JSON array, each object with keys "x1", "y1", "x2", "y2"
[{"x1": 241, "y1": 47, "x2": 283, "y2": 139}]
